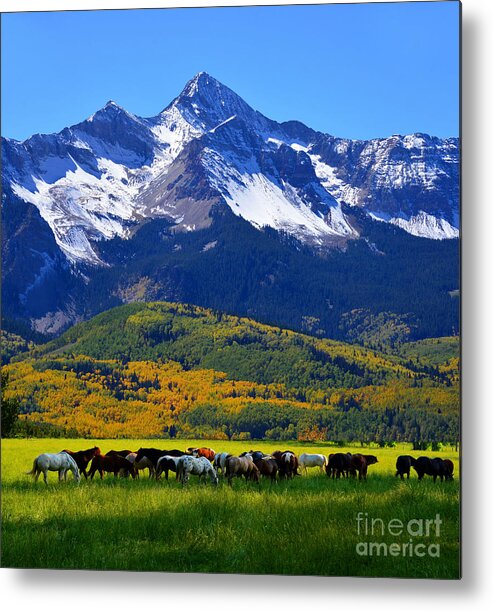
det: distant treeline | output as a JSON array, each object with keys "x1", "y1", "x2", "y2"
[{"x1": 184, "y1": 402, "x2": 458, "y2": 445}]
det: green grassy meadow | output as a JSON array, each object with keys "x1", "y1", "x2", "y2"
[{"x1": 1, "y1": 439, "x2": 460, "y2": 578}]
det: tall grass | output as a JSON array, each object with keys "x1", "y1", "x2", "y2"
[{"x1": 1, "y1": 439, "x2": 460, "y2": 578}]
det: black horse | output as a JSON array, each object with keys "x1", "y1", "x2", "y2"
[
  {"x1": 326, "y1": 452, "x2": 352, "y2": 479},
  {"x1": 413, "y1": 456, "x2": 454, "y2": 482},
  {"x1": 395, "y1": 455, "x2": 417, "y2": 479}
]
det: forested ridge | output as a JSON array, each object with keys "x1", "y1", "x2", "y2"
[{"x1": 3, "y1": 302, "x2": 459, "y2": 442}]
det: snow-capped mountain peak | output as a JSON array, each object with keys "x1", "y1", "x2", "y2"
[
  {"x1": 85, "y1": 99, "x2": 141, "y2": 125},
  {"x1": 162, "y1": 71, "x2": 265, "y2": 136},
  {"x1": 3, "y1": 73, "x2": 459, "y2": 269}
]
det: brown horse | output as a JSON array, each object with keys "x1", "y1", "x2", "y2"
[
  {"x1": 61, "y1": 447, "x2": 101, "y2": 479},
  {"x1": 190, "y1": 447, "x2": 216, "y2": 462},
  {"x1": 253, "y1": 456, "x2": 278, "y2": 483},
  {"x1": 350, "y1": 454, "x2": 378, "y2": 480},
  {"x1": 271, "y1": 450, "x2": 299, "y2": 479},
  {"x1": 226, "y1": 456, "x2": 260, "y2": 486},
  {"x1": 87, "y1": 453, "x2": 136, "y2": 479}
]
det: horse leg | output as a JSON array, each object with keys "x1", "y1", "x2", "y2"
[
  {"x1": 43, "y1": 470, "x2": 48, "y2": 485},
  {"x1": 34, "y1": 469, "x2": 40, "y2": 483}
]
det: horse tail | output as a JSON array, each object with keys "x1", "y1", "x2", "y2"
[{"x1": 26, "y1": 458, "x2": 38, "y2": 476}]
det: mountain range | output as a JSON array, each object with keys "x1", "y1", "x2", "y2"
[{"x1": 1, "y1": 72, "x2": 460, "y2": 340}]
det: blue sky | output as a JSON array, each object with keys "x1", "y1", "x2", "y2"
[{"x1": 1, "y1": 2, "x2": 459, "y2": 141}]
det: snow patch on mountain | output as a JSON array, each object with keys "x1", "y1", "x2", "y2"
[
  {"x1": 309, "y1": 154, "x2": 363, "y2": 206},
  {"x1": 210, "y1": 115, "x2": 237, "y2": 134},
  {"x1": 11, "y1": 156, "x2": 141, "y2": 264},
  {"x1": 369, "y1": 210, "x2": 459, "y2": 240},
  {"x1": 222, "y1": 172, "x2": 344, "y2": 242},
  {"x1": 203, "y1": 147, "x2": 354, "y2": 243}
]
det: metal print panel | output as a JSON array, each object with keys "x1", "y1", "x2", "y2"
[{"x1": 1, "y1": 1, "x2": 461, "y2": 578}]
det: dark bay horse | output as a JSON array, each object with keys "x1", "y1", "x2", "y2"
[
  {"x1": 253, "y1": 456, "x2": 278, "y2": 483},
  {"x1": 106, "y1": 449, "x2": 133, "y2": 458},
  {"x1": 61, "y1": 447, "x2": 101, "y2": 479},
  {"x1": 350, "y1": 454, "x2": 378, "y2": 480},
  {"x1": 87, "y1": 453, "x2": 136, "y2": 479}
]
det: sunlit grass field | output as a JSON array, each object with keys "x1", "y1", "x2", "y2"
[{"x1": 1, "y1": 439, "x2": 460, "y2": 578}]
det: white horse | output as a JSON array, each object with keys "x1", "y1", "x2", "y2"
[
  {"x1": 27, "y1": 452, "x2": 80, "y2": 484},
  {"x1": 177, "y1": 455, "x2": 218, "y2": 486},
  {"x1": 298, "y1": 453, "x2": 327, "y2": 475},
  {"x1": 213, "y1": 451, "x2": 231, "y2": 477}
]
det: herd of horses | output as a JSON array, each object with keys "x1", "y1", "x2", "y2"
[
  {"x1": 395, "y1": 454, "x2": 455, "y2": 482},
  {"x1": 26, "y1": 445, "x2": 455, "y2": 486}
]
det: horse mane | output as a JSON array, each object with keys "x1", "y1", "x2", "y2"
[{"x1": 64, "y1": 453, "x2": 79, "y2": 471}]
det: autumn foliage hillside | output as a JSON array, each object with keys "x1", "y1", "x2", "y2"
[{"x1": 3, "y1": 302, "x2": 459, "y2": 441}]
